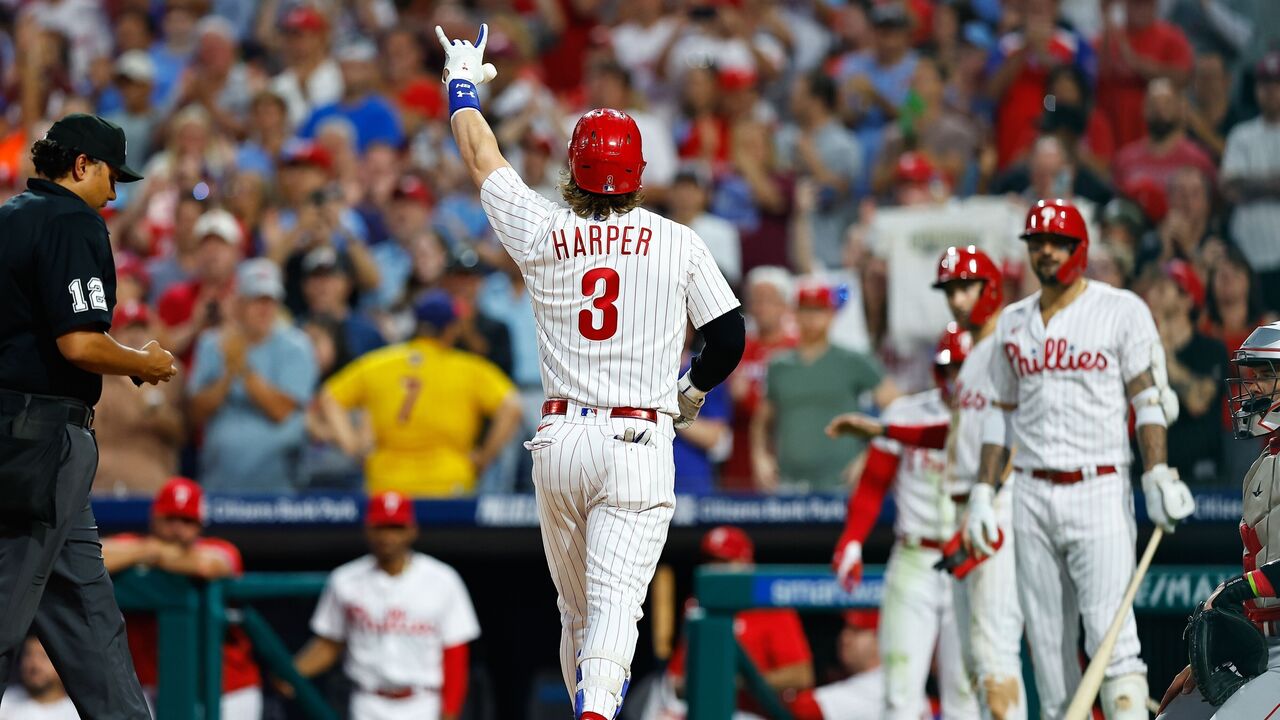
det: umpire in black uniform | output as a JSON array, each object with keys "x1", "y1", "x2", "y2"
[{"x1": 0, "y1": 114, "x2": 177, "y2": 718}]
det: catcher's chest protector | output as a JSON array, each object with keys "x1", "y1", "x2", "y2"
[{"x1": 1241, "y1": 453, "x2": 1280, "y2": 620}]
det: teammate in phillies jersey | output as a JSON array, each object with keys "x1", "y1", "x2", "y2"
[
  {"x1": 436, "y1": 25, "x2": 744, "y2": 720},
  {"x1": 1156, "y1": 321, "x2": 1280, "y2": 719},
  {"x1": 826, "y1": 326, "x2": 980, "y2": 720},
  {"x1": 830, "y1": 247, "x2": 1027, "y2": 720},
  {"x1": 964, "y1": 199, "x2": 1195, "y2": 720}
]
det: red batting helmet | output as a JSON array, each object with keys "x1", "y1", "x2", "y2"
[
  {"x1": 933, "y1": 322, "x2": 972, "y2": 402},
  {"x1": 701, "y1": 526, "x2": 754, "y2": 563},
  {"x1": 931, "y1": 245, "x2": 1003, "y2": 327},
  {"x1": 569, "y1": 108, "x2": 646, "y2": 195},
  {"x1": 152, "y1": 477, "x2": 206, "y2": 524},
  {"x1": 1020, "y1": 198, "x2": 1089, "y2": 285}
]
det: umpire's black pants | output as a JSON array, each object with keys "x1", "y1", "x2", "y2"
[{"x1": 0, "y1": 423, "x2": 150, "y2": 719}]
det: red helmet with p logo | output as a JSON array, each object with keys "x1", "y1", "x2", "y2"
[
  {"x1": 569, "y1": 108, "x2": 646, "y2": 195},
  {"x1": 933, "y1": 322, "x2": 972, "y2": 402},
  {"x1": 932, "y1": 245, "x2": 1003, "y2": 327},
  {"x1": 1020, "y1": 199, "x2": 1089, "y2": 285}
]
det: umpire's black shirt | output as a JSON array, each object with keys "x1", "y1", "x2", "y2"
[{"x1": 0, "y1": 178, "x2": 116, "y2": 406}]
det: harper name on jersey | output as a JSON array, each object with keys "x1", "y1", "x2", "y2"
[{"x1": 551, "y1": 225, "x2": 653, "y2": 260}]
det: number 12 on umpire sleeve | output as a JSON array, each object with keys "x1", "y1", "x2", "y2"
[
  {"x1": 68, "y1": 277, "x2": 108, "y2": 313},
  {"x1": 579, "y1": 268, "x2": 619, "y2": 341}
]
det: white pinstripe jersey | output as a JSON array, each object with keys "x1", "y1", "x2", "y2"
[
  {"x1": 948, "y1": 332, "x2": 999, "y2": 489},
  {"x1": 480, "y1": 167, "x2": 740, "y2": 415},
  {"x1": 874, "y1": 389, "x2": 955, "y2": 540},
  {"x1": 988, "y1": 281, "x2": 1159, "y2": 470}
]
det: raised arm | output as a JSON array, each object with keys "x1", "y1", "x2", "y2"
[{"x1": 437, "y1": 24, "x2": 512, "y2": 189}]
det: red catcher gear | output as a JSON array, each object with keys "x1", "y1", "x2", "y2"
[
  {"x1": 933, "y1": 322, "x2": 972, "y2": 402},
  {"x1": 568, "y1": 108, "x2": 646, "y2": 195},
  {"x1": 152, "y1": 477, "x2": 206, "y2": 524},
  {"x1": 701, "y1": 525, "x2": 754, "y2": 563},
  {"x1": 1020, "y1": 198, "x2": 1089, "y2": 285},
  {"x1": 932, "y1": 245, "x2": 1003, "y2": 327}
]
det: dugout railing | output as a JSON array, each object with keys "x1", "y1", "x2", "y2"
[
  {"x1": 114, "y1": 568, "x2": 337, "y2": 720},
  {"x1": 685, "y1": 563, "x2": 1240, "y2": 720}
]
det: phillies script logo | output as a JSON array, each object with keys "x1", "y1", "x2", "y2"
[
  {"x1": 1004, "y1": 338, "x2": 1108, "y2": 377},
  {"x1": 954, "y1": 381, "x2": 987, "y2": 410},
  {"x1": 346, "y1": 606, "x2": 438, "y2": 636}
]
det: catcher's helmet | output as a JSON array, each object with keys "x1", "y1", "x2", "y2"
[
  {"x1": 701, "y1": 526, "x2": 754, "y2": 563},
  {"x1": 568, "y1": 108, "x2": 646, "y2": 195},
  {"x1": 934, "y1": 322, "x2": 972, "y2": 403},
  {"x1": 932, "y1": 245, "x2": 1003, "y2": 327},
  {"x1": 1020, "y1": 199, "x2": 1089, "y2": 285},
  {"x1": 1227, "y1": 321, "x2": 1280, "y2": 438}
]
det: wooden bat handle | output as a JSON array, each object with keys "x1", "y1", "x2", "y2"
[
  {"x1": 652, "y1": 564, "x2": 675, "y2": 660},
  {"x1": 1063, "y1": 527, "x2": 1165, "y2": 720}
]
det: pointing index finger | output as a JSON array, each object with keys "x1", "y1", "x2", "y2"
[{"x1": 435, "y1": 25, "x2": 451, "y2": 50}]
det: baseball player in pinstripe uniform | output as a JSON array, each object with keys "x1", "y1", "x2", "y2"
[
  {"x1": 964, "y1": 199, "x2": 1195, "y2": 719},
  {"x1": 830, "y1": 247, "x2": 1027, "y2": 719},
  {"x1": 436, "y1": 25, "x2": 745, "y2": 720}
]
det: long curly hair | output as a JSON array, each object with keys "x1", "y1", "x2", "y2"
[{"x1": 558, "y1": 169, "x2": 644, "y2": 220}]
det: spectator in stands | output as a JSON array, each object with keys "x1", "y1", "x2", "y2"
[
  {"x1": 717, "y1": 120, "x2": 793, "y2": 275},
  {"x1": 94, "y1": 302, "x2": 185, "y2": 496},
  {"x1": 674, "y1": 326, "x2": 732, "y2": 494},
  {"x1": 101, "y1": 478, "x2": 262, "y2": 719},
  {"x1": 873, "y1": 55, "x2": 978, "y2": 195},
  {"x1": 1221, "y1": 51, "x2": 1280, "y2": 313},
  {"x1": 1142, "y1": 261, "x2": 1228, "y2": 484},
  {"x1": 665, "y1": 527, "x2": 814, "y2": 707},
  {"x1": 238, "y1": 90, "x2": 292, "y2": 172},
  {"x1": 143, "y1": 191, "x2": 206, "y2": 301},
  {"x1": 751, "y1": 283, "x2": 892, "y2": 492},
  {"x1": 776, "y1": 72, "x2": 863, "y2": 270},
  {"x1": 674, "y1": 65, "x2": 729, "y2": 166},
  {"x1": 300, "y1": 41, "x2": 403, "y2": 153},
  {"x1": 373, "y1": 175, "x2": 435, "y2": 309},
  {"x1": 787, "y1": 611, "x2": 885, "y2": 720},
  {"x1": 319, "y1": 291, "x2": 522, "y2": 497},
  {"x1": 1159, "y1": 167, "x2": 1223, "y2": 273},
  {"x1": 105, "y1": 50, "x2": 161, "y2": 171},
  {"x1": 442, "y1": 249, "x2": 513, "y2": 377},
  {"x1": 987, "y1": 0, "x2": 1094, "y2": 170},
  {"x1": 578, "y1": 59, "x2": 677, "y2": 200},
  {"x1": 611, "y1": 0, "x2": 681, "y2": 101},
  {"x1": 170, "y1": 17, "x2": 252, "y2": 137},
  {"x1": 1095, "y1": 0, "x2": 1195, "y2": 148},
  {"x1": 1184, "y1": 52, "x2": 1239, "y2": 161},
  {"x1": 288, "y1": 492, "x2": 479, "y2": 720},
  {"x1": 0, "y1": 637, "x2": 77, "y2": 719},
  {"x1": 1112, "y1": 78, "x2": 1217, "y2": 188},
  {"x1": 995, "y1": 133, "x2": 1112, "y2": 205},
  {"x1": 115, "y1": 253, "x2": 151, "y2": 305},
  {"x1": 658, "y1": 0, "x2": 786, "y2": 88},
  {"x1": 158, "y1": 208, "x2": 243, "y2": 365},
  {"x1": 833, "y1": 1, "x2": 917, "y2": 190},
  {"x1": 270, "y1": 7, "x2": 343, "y2": 127},
  {"x1": 149, "y1": 0, "x2": 199, "y2": 108},
  {"x1": 724, "y1": 268, "x2": 797, "y2": 490},
  {"x1": 1043, "y1": 64, "x2": 1115, "y2": 177},
  {"x1": 299, "y1": 246, "x2": 385, "y2": 371},
  {"x1": 189, "y1": 259, "x2": 317, "y2": 492},
  {"x1": 383, "y1": 28, "x2": 442, "y2": 134},
  {"x1": 669, "y1": 169, "x2": 741, "y2": 286}
]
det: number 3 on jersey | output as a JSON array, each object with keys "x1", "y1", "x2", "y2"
[{"x1": 579, "y1": 268, "x2": 619, "y2": 341}]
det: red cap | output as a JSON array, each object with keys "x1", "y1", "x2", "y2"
[
  {"x1": 282, "y1": 6, "x2": 328, "y2": 33},
  {"x1": 115, "y1": 253, "x2": 150, "y2": 292},
  {"x1": 1120, "y1": 176, "x2": 1168, "y2": 224},
  {"x1": 843, "y1": 610, "x2": 880, "y2": 630},
  {"x1": 701, "y1": 525, "x2": 754, "y2": 563},
  {"x1": 112, "y1": 300, "x2": 150, "y2": 328},
  {"x1": 1165, "y1": 259, "x2": 1205, "y2": 310},
  {"x1": 717, "y1": 67, "x2": 758, "y2": 92},
  {"x1": 367, "y1": 491, "x2": 416, "y2": 527},
  {"x1": 796, "y1": 283, "x2": 837, "y2": 310},
  {"x1": 282, "y1": 142, "x2": 333, "y2": 172},
  {"x1": 398, "y1": 81, "x2": 445, "y2": 120},
  {"x1": 153, "y1": 477, "x2": 206, "y2": 524},
  {"x1": 392, "y1": 175, "x2": 433, "y2": 207},
  {"x1": 895, "y1": 152, "x2": 936, "y2": 185}
]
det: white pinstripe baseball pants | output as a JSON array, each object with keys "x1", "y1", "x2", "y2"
[
  {"x1": 529, "y1": 402, "x2": 676, "y2": 717},
  {"x1": 1013, "y1": 469, "x2": 1146, "y2": 719}
]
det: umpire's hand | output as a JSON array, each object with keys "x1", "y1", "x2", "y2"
[{"x1": 138, "y1": 340, "x2": 178, "y2": 385}]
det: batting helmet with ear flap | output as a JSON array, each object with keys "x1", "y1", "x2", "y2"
[
  {"x1": 1021, "y1": 198, "x2": 1090, "y2": 285},
  {"x1": 932, "y1": 245, "x2": 1003, "y2": 327},
  {"x1": 933, "y1": 322, "x2": 972, "y2": 403},
  {"x1": 568, "y1": 108, "x2": 646, "y2": 195}
]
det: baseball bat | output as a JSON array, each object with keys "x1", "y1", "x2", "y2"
[
  {"x1": 1062, "y1": 527, "x2": 1165, "y2": 720},
  {"x1": 652, "y1": 564, "x2": 675, "y2": 660}
]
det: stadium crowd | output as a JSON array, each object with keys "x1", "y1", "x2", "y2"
[{"x1": 4, "y1": 0, "x2": 1275, "y2": 497}]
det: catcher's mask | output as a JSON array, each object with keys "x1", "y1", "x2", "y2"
[{"x1": 1226, "y1": 322, "x2": 1280, "y2": 439}]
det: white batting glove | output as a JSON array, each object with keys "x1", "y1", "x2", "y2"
[
  {"x1": 435, "y1": 24, "x2": 497, "y2": 85},
  {"x1": 1151, "y1": 341, "x2": 1180, "y2": 424},
  {"x1": 674, "y1": 372, "x2": 706, "y2": 430},
  {"x1": 832, "y1": 537, "x2": 863, "y2": 592},
  {"x1": 963, "y1": 483, "x2": 1000, "y2": 557},
  {"x1": 1142, "y1": 463, "x2": 1195, "y2": 532}
]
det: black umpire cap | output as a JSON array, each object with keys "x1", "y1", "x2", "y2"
[{"x1": 44, "y1": 113, "x2": 144, "y2": 183}]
